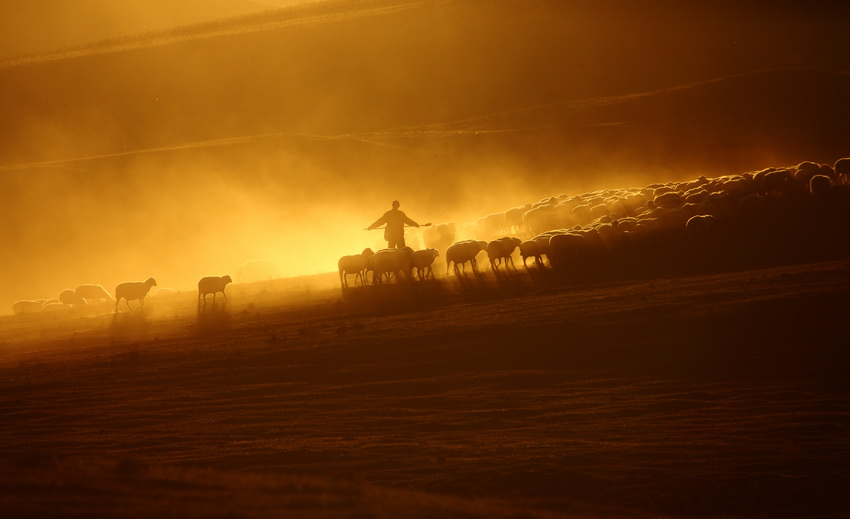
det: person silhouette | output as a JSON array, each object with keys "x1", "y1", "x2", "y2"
[{"x1": 367, "y1": 200, "x2": 420, "y2": 249}]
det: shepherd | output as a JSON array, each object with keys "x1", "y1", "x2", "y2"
[{"x1": 366, "y1": 200, "x2": 421, "y2": 249}]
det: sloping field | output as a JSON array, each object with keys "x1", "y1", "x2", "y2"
[{"x1": 1, "y1": 258, "x2": 849, "y2": 517}]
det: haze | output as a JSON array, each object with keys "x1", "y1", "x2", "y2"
[
  {"x1": 0, "y1": 0, "x2": 314, "y2": 60},
  {"x1": 2, "y1": 0, "x2": 849, "y2": 313}
]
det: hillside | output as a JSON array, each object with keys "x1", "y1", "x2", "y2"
[
  {"x1": 1, "y1": 257, "x2": 849, "y2": 517},
  {"x1": 2, "y1": 3, "x2": 850, "y2": 515}
]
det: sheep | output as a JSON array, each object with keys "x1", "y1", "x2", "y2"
[
  {"x1": 519, "y1": 236, "x2": 551, "y2": 269},
  {"x1": 42, "y1": 301, "x2": 65, "y2": 312},
  {"x1": 794, "y1": 161, "x2": 822, "y2": 187},
  {"x1": 522, "y1": 205, "x2": 559, "y2": 236},
  {"x1": 445, "y1": 239, "x2": 487, "y2": 276},
  {"x1": 653, "y1": 191, "x2": 685, "y2": 209},
  {"x1": 614, "y1": 217, "x2": 639, "y2": 233},
  {"x1": 547, "y1": 233, "x2": 586, "y2": 270},
  {"x1": 75, "y1": 284, "x2": 112, "y2": 302},
  {"x1": 409, "y1": 248, "x2": 439, "y2": 280},
  {"x1": 809, "y1": 174, "x2": 834, "y2": 197},
  {"x1": 570, "y1": 203, "x2": 593, "y2": 226},
  {"x1": 480, "y1": 212, "x2": 508, "y2": 239},
  {"x1": 486, "y1": 237, "x2": 522, "y2": 271},
  {"x1": 198, "y1": 275, "x2": 232, "y2": 304},
  {"x1": 684, "y1": 187, "x2": 709, "y2": 204},
  {"x1": 59, "y1": 289, "x2": 86, "y2": 307},
  {"x1": 738, "y1": 193, "x2": 767, "y2": 219},
  {"x1": 423, "y1": 223, "x2": 456, "y2": 253},
  {"x1": 505, "y1": 205, "x2": 531, "y2": 235},
  {"x1": 12, "y1": 300, "x2": 44, "y2": 314},
  {"x1": 588, "y1": 203, "x2": 610, "y2": 220},
  {"x1": 718, "y1": 175, "x2": 755, "y2": 198},
  {"x1": 685, "y1": 214, "x2": 715, "y2": 239},
  {"x1": 114, "y1": 277, "x2": 157, "y2": 312},
  {"x1": 370, "y1": 247, "x2": 414, "y2": 284},
  {"x1": 338, "y1": 248, "x2": 374, "y2": 289},
  {"x1": 834, "y1": 157, "x2": 850, "y2": 185}
]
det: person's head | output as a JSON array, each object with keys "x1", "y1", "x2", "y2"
[{"x1": 392, "y1": 200, "x2": 400, "y2": 209}]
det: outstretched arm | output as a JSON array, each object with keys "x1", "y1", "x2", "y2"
[
  {"x1": 367, "y1": 215, "x2": 387, "y2": 230},
  {"x1": 403, "y1": 215, "x2": 419, "y2": 227}
]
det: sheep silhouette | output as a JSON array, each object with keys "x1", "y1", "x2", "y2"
[
  {"x1": 198, "y1": 275, "x2": 232, "y2": 304},
  {"x1": 75, "y1": 284, "x2": 113, "y2": 303},
  {"x1": 445, "y1": 240, "x2": 487, "y2": 277},
  {"x1": 519, "y1": 236, "x2": 551, "y2": 269},
  {"x1": 12, "y1": 300, "x2": 45, "y2": 314},
  {"x1": 370, "y1": 247, "x2": 414, "y2": 284},
  {"x1": 409, "y1": 248, "x2": 440, "y2": 280},
  {"x1": 114, "y1": 277, "x2": 157, "y2": 312},
  {"x1": 59, "y1": 289, "x2": 86, "y2": 307},
  {"x1": 338, "y1": 248, "x2": 375, "y2": 289},
  {"x1": 835, "y1": 157, "x2": 850, "y2": 185},
  {"x1": 486, "y1": 237, "x2": 522, "y2": 272}
]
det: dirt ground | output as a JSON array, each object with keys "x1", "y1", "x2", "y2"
[{"x1": 1, "y1": 259, "x2": 849, "y2": 518}]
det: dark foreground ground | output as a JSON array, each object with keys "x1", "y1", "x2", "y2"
[{"x1": 1, "y1": 259, "x2": 849, "y2": 518}]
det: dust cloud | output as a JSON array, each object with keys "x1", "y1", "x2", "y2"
[
  {"x1": 0, "y1": 140, "x2": 564, "y2": 315},
  {"x1": 2, "y1": 0, "x2": 849, "y2": 313},
  {"x1": 0, "y1": 0, "x2": 307, "y2": 61}
]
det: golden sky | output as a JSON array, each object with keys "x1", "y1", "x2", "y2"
[
  {"x1": 0, "y1": 0, "x2": 313, "y2": 60},
  {"x1": 1, "y1": 0, "x2": 848, "y2": 313}
]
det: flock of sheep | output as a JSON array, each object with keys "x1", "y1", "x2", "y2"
[
  {"x1": 12, "y1": 278, "x2": 158, "y2": 315},
  {"x1": 11, "y1": 158, "x2": 850, "y2": 314},
  {"x1": 9, "y1": 257, "x2": 291, "y2": 316},
  {"x1": 11, "y1": 275, "x2": 234, "y2": 316},
  {"x1": 339, "y1": 158, "x2": 850, "y2": 288}
]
